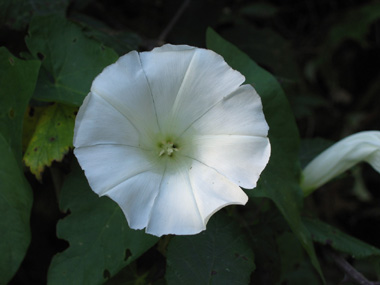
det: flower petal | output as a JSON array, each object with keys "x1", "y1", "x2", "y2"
[
  {"x1": 74, "y1": 44, "x2": 272, "y2": 237},
  {"x1": 146, "y1": 160, "x2": 204, "y2": 236},
  {"x1": 188, "y1": 160, "x2": 248, "y2": 223},
  {"x1": 181, "y1": 135, "x2": 270, "y2": 189},
  {"x1": 139, "y1": 44, "x2": 245, "y2": 134},
  {"x1": 105, "y1": 157, "x2": 248, "y2": 235},
  {"x1": 74, "y1": 145, "x2": 157, "y2": 195},
  {"x1": 151, "y1": 44, "x2": 195, "y2": 52},
  {"x1": 187, "y1": 84, "x2": 269, "y2": 137},
  {"x1": 301, "y1": 131, "x2": 380, "y2": 195},
  {"x1": 104, "y1": 171, "x2": 163, "y2": 230},
  {"x1": 73, "y1": 92, "x2": 139, "y2": 148},
  {"x1": 90, "y1": 51, "x2": 159, "y2": 141}
]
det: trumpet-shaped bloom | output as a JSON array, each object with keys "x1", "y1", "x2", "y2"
[
  {"x1": 73, "y1": 44, "x2": 271, "y2": 236},
  {"x1": 301, "y1": 131, "x2": 380, "y2": 196}
]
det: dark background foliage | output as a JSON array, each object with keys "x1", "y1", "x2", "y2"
[{"x1": 1, "y1": 0, "x2": 380, "y2": 284}]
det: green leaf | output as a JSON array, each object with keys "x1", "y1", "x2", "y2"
[
  {"x1": 240, "y1": 3, "x2": 278, "y2": 18},
  {"x1": 299, "y1": 138, "x2": 334, "y2": 169},
  {"x1": 304, "y1": 218, "x2": 380, "y2": 259},
  {"x1": 2, "y1": 0, "x2": 68, "y2": 30},
  {"x1": 276, "y1": 232, "x2": 320, "y2": 284},
  {"x1": 327, "y1": 1, "x2": 380, "y2": 48},
  {"x1": 71, "y1": 13, "x2": 141, "y2": 55},
  {"x1": 23, "y1": 103, "x2": 76, "y2": 180},
  {"x1": 48, "y1": 162, "x2": 158, "y2": 285},
  {"x1": 206, "y1": 28, "x2": 324, "y2": 281},
  {"x1": 221, "y1": 24, "x2": 299, "y2": 81},
  {"x1": 0, "y1": 47, "x2": 41, "y2": 161},
  {"x1": 0, "y1": 137, "x2": 34, "y2": 284},
  {"x1": 0, "y1": 0, "x2": 12, "y2": 27},
  {"x1": 249, "y1": 208, "x2": 282, "y2": 283},
  {"x1": 0, "y1": 47, "x2": 40, "y2": 284},
  {"x1": 25, "y1": 15, "x2": 119, "y2": 106},
  {"x1": 166, "y1": 212, "x2": 255, "y2": 285},
  {"x1": 22, "y1": 105, "x2": 45, "y2": 152},
  {"x1": 107, "y1": 263, "x2": 150, "y2": 285},
  {"x1": 317, "y1": 1, "x2": 380, "y2": 90}
]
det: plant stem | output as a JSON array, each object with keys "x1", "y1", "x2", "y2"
[
  {"x1": 158, "y1": 0, "x2": 190, "y2": 45},
  {"x1": 327, "y1": 249, "x2": 380, "y2": 285}
]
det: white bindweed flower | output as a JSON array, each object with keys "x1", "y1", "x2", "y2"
[
  {"x1": 73, "y1": 44, "x2": 271, "y2": 237},
  {"x1": 301, "y1": 131, "x2": 380, "y2": 196}
]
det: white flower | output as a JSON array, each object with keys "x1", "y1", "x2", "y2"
[
  {"x1": 73, "y1": 44, "x2": 271, "y2": 237},
  {"x1": 301, "y1": 131, "x2": 380, "y2": 196}
]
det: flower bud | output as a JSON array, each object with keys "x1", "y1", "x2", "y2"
[{"x1": 301, "y1": 131, "x2": 380, "y2": 196}]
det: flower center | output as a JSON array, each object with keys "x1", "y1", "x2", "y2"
[{"x1": 158, "y1": 141, "x2": 179, "y2": 157}]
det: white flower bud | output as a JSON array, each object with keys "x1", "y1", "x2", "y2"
[{"x1": 301, "y1": 131, "x2": 380, "y2": 196}]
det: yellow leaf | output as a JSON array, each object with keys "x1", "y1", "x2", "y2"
[
  {"x1": 22, "y1": 105, "x2": 46, "y2": 152},
  {"x1": 24, "y1": 103, "x2": 77, "y2": 180}
]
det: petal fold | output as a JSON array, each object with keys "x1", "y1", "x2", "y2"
[
  {"x1": 139, "y1": 45, "x2": 245, "y2": 134},
  {"x1": 146, "y1": 160, "x2": 204, "y2": 236},
  {"x1": 73, "y1": 92, "x2": 139, "y2": 148},
  {"x1": 188, "y1": 160, "x2": 248, "y2": 223},
  {"x1": 90, "y1": 51, "x2": 159, "y2": 141},
  {"x1": 181, "y1": 135, "x2": 270, "y2": 189},
  {"x1": 74, "y1": 145, "x2": 157, "y2": 195},
  {"x1": 187, "y1": 84, "x2": 269, "y2": 137},
  {"x1": 105, "y1": 171, "x2": 163, "y2": 230}
]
